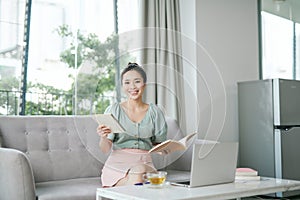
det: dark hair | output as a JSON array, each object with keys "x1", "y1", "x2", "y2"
[{"x1": 121, "y1": 62, "x2": 147, "y2": 84}]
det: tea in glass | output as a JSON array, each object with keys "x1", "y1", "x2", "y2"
[{"x1": 144, "y1": 171, "x2": 167, "y2": 187}]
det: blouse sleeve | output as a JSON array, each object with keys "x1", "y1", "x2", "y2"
[{"x1": 152, "y1": 105, "x2": 168, "y2": 143}]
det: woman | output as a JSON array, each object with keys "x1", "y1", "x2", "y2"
[{"x1": 97, "y1": 62, "x2": 168, "y2": 187}]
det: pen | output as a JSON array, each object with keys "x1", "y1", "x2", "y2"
[
  {"x1": 134, "y1": 182, "x2": 143, "y2": 186},
  {"x1": 134, "y1": 182, "x2": 150, "y2": 186}
]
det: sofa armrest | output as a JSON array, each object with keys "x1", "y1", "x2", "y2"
[{"x1": 0, "y1": 148, "x2": 36, "y2": 200}]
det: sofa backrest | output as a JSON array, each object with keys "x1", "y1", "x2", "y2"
[
  {"x1": 0, "y1": 116, "x2": 193, "y2": 182},
  {"x1": 0, "y1": 116, "x2": 106, "y2": 182}
]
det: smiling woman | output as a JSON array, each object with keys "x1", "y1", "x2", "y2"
[{"x1": 96, "y1": 62, "x2": 168, "y2": 187}]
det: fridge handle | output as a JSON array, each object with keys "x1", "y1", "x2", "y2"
[{"x1": 274, "y1": 125, "x2": 300, "y2": 131}]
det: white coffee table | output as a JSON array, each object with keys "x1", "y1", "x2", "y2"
[{"x1": 96, "y1": 177, "x2": 300, "y2": 200}]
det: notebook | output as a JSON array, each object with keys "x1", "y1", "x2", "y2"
[
  {"x1": 93, "y1": 114, "x2": 125, "y2": 133},
  {"x1": 171, "y1": 141, "x2": 238, "y2": 188}
]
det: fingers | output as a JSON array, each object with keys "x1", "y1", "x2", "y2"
[
  {"x1": 97, "y1": 125, "x2": 112, "y2": 137},
  {"x1": 156, "y1": 149, "x2": 169, "y2": 155}
]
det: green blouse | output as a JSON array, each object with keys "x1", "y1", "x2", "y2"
[{"x1": 105, "y1": 103, "x2": 167, "y2": 150}]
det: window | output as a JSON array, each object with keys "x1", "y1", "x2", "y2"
[
  {"x1": 27, "y1": 0, "x2": 117, "y2": 115},
  {"x1": 0, "y1": 0, "x2": 139, "y2": 115},
  {"x1": 261, "y1": 11, "x2": 294, "y2": 79},
  {"x1": 0, "y1": 0, "x2": 25, "y2": 115},
  {"x1": 261, "y1": 0, "x2": 300, "y2": 80}
]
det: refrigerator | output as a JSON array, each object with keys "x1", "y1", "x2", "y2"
[{"x1": 238, "y1": 79, "x2": 300, "y2": 197}]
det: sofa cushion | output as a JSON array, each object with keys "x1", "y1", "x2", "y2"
[
  {"x1": 36, "y1": 177, "x2": 100, "y2": 200},
  {"x1": 0, "y1": 116, "x2": 107, "y2": 182}
]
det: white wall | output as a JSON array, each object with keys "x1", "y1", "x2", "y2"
[
  {"x1": 194, "y1": 0, "x2": 260, "y2": 142},
  {"x1": 179, "y1": 0, "x2": 198, "y2": 135}
]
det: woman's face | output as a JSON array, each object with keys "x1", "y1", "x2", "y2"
[{"x1": 122, "y1": 70, "x2": 145, "y2": 100}]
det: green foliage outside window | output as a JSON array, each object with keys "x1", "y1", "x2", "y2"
[{"x1": 55, "y1": 24, "x2": 119, "y2": 114}]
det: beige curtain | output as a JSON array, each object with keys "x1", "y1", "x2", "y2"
[{"x1": 139, "y1": 0, "x2": 186, "y2": 130}]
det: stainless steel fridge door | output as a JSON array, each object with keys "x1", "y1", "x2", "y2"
[
  {"x1": 280, "y1": 127, "x2": 300, "y2": 180},
  {"x1": 274, "y1": 127, "x2": 300, "y2": 197},
  {"x1": 238, "y1": 80, "x2": 276, "y2": 177},
  {"x1": 273, "y1": 79, "x2": 300, "y2": 126}
]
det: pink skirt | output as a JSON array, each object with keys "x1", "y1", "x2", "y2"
[{"x1": 101, "y1": 149, "x2": 156, "y2": 187}]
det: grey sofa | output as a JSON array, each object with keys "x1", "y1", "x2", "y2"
[{"x1": 0, "y1": 116, "x2": 193, "y2": 200}]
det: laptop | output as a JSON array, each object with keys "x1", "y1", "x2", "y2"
[{"x1": 171, "y1": 141, "x2": 238, "y2": 188}]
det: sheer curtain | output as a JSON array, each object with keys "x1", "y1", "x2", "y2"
[{"x1": 139, "y1": 0, "x2": 186, "y2": 130}]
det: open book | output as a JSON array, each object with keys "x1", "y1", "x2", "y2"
[
  {"x1": 149, "y1": 132, "x2": 197, "y2": 154},
  {"x1": 93, "y1": 114, "x2": 125, "y2": 133}
]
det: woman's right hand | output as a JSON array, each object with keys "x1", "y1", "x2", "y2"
[{"x1": 97, "y1": 125, "x2": 112, "y2": 138}]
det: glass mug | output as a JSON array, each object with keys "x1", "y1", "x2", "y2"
[{"x1": 144, "y1": 171, "x2": 167, "y2": 187}]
